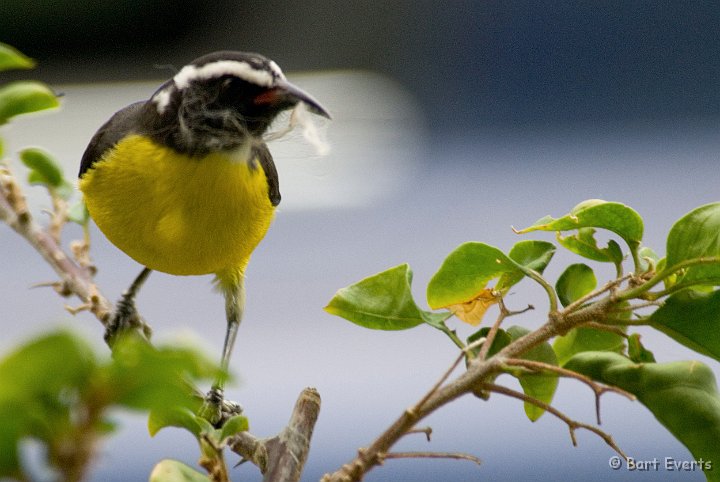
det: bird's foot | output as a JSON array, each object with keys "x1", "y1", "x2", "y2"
[
  {"x1": 199, "y1": 386, "x2": 243, "y2": 428},
  {"x1": 104, "y1": 294, "x2": 152, "y2": 345}
]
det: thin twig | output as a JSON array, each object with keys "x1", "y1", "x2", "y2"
[
  {"x1": 47, "y1": 192, "x2": 67, "y2": 244},
  {"x1": 477, "y1": 299, "x2": 534, "y2": 361},
  {"x1": 413, "y1": 349, "x2": 467, "y2": 413},
  {"x1": 579, "y1": 321, "x2": 628, "y2": 337},
  {"x1": 199, "y1": 433, "x2": 231, "y2": 482},
  {"x1": 611, "y1": 316, "x2": 652, "y2": 326},
  {"x1": 618, "y1": 256, "x2": 720, "y2": 302},
  {"x1": 503, "y1": 358, "x2": 635, "y2": 424},
  {"x1": 507, "y1": 304, "x2": 535, "y2": 316},
  {"x1": 564, "y1": 274, "x2": 633, "y2": 313},
  {"x1": 523, "y1": 268, "x2": 559, "y2": 312},
  {"x1": 477, "y1": 304, "x2": 507, "y2": 361},
  {"x1": 404, "y1": 426, "x2": 432, "y2": 442},
  {"x1": 481, "y1": 382, "x2": 627, "y2": 460},
  {"x1": 464, "y1": 336, "x2": 487, "y2": 356},
  {"x1": 613, "y1": 300, "x2": 664, "y2": 312},
  {"x1": 0, "y1": 165, "x2": 113, "y2": 324},
  {"x1": 504, "y1": 358, "x2": 635, "y2": 401},
  {"x1": 382, "y1": 451, "x2": 481, "y2": 466}
]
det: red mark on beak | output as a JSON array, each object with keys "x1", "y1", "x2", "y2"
[{"x1": 253, "y1": 88, "x2": 280, "y2": 105}]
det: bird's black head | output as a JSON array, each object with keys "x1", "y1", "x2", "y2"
[{"x1": 144, "y1": 51, "x2": 330, "y2": 155}]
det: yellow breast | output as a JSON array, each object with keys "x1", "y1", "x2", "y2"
[{"x1": 80, "y1": 135, "x2": 276, "y2": 277}]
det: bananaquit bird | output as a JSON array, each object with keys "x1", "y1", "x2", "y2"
[{"x1": 78, "y1": 51, "x2": 330, "y2": 418}]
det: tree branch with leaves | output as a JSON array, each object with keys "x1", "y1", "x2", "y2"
[{"x1": 323, "y1": 200, "x2": 720, "y2": 481}]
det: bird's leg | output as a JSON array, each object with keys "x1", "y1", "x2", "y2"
[
  {"x1": 105, "y1": 267, "x2": 153, "y2": 345},
  {"x1": 200, "y1": 278, "x2": 245, "y2": 426}
]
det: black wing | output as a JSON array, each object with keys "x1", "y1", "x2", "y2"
[
  {"x1": 255, "y1": 143, "x2": 281, "y2": 207},
  {"x1": 78, "y1": 102, "x2": 146, "y2": 178}
]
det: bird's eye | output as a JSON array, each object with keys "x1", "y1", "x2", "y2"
[
  {"x1": 219, "y1": 77, "x2": 249, "y2": 98},
  {"x1": 217, "y1": 78, "x2": 243, "y2": 102},
  {"x1": 221, "y1": 78, "x2": 234, "y2": 90}
]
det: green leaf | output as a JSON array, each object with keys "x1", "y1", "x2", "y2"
[
  {"x1": 27, "y1": 166, "x2": 75, "y2": 200},
  {"x1": 55, "y1": 181, "x2": 75, "y2": 200},
  {"x1": 419, "y1": 311, "x2": 455, "y2": 332},
  {"x1": 0, "y1": 331, "x2": 96, "y2": 403},
  {"x1": 496, "y1": 240, "x2": 556, "y2": 291},
  {"x1": 67, "y1": 200, "x2": 90, "y2": 225},
  {"x1": 149, "y1": 459, "x2": 211, "y2": 482},
  {"x1": 0, "y1": 81, "x2": 59, "y2": 124},
  {"x1": 0, "y1": 43, "x2": 35, "y2": 72},
  {"x1": 554, "y1": 327, "x2": 625, "y2": 367},
  {"x1": 555, "y1": 263, "x2": 597, "y2": 307},
  {"x1": 666, "y1": 203, "x2": 720, "y2": 285},
  {"x1": 638, "y1": 245, "x2": 660, "y2": 273},
  {"x1": 426, "y1": 242, "x2": 522, "y2": 310},
  {"x1": 97, "y1": 418, "x2": 118, "y2": 434},
  {"x1": 325, "y1": 264, "x2": 444, "y2": 330},
  {"x1": 0, "y1": 331, "x2": 98, "y2": 476},
  {"x1": 148, "y1": 407, "x2": 205, "y2": 438},
  {"x1": 104, "y1": 334, "x2": 217, "y2": 412},
  {"x1": 566, "y1": 352, "x2": 720, "y2": 480},
  {"x1": 516, "y1": 200, "x2": 643, "y2": 252},
  {"x1": 506, "y1": 326, "x2": 559, "y2": 421},
  {"x1": 466, "y1": 327, "x2": 511, "y2": 359},
  {"x1": 219, "y1": 414, "x2": 249, "y2": 442},
  {"x1": 628, "y1": 333, "x2": 656, "y2": 363},
  {"x1": 649, "y1": 289, "x2": 720, "y2": 362},
  {"x1": 552, "y1": 264, "x2": 625, "y2": 365},
  {"x1": 556, "y1": 228, "x2": 624, "y2": 264},
  {"x1": 0, "y1": 407, "x2": 23, "y2": 476},
  {"x1": 19, "y1": 147, "x2": 65, "y2": 188}
]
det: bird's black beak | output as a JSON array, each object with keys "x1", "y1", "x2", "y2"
[{"x1": 254, "y1": 79, "x2": 331, "y2": 119}]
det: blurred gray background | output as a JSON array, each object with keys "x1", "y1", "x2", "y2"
[{"x1": 1, "y1": 1, "x2": 719, "y2": 481}]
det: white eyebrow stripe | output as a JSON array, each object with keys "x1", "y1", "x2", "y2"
[
  {"x1": 152, "y1": 88, "x2": 172, "y2": 113},
  {"x1": 268, "y1": 60, "x2": 285, "y2": 79},
  {"x1": 173, "y1": 60, "x2": 282, "y2": 89}
]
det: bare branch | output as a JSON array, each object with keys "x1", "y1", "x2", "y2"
[
  {"x1": 0, "y1": 164, "x2": 114, "y2": 326},
  {"x1": 503, "y1": 358, "x2": 636, "y2": 424},
  {"x1": 413, "y1": 349, "x2": 467, "y2": 414},
  {"x1": 47, "y1": 192, "x2": 67, "y2": 244},
  {"x1": 579, "y1": 321, "x2": 628, "y2": 337},
  {"x1": 230, "y1": 432, "x2": 268, "y2": 472},
  {"x1": 265, "y1": 388, "x2": 321, "y2": 482},
  {"x1": 613, "y1": 300, "x2": 664, "y2": 312},
  {"x1": 382, "y1": 451, "x2": 481, "y2": 466},
  {"x1": 564, "y1": 274, "x2": 632, "y2": 313},
  {"x1": 477, "y1": 302, "x2": 506, "y2": 361},
  {"x1": 481, "y1": 382, "x2": 628, "y2": 460},
  {"x1": 320, "y1": 321, "x2": 561, "y2": 482},
  {"x1": 404, "y1": 426, "x2": 432, "y2": 442},
  {"x1": 229, "y1": 388, "x2": 322, "y2": 482},
  {"x1": 504, "y1": 303, "x2": 535, "y2": 317},
  {"x1": 477, "y1": 299, "x2": 533, "y2": 360}
]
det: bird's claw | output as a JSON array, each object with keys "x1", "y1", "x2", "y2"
[
  {"x1": 199, "y1": 386, "x2": 243, "y2": 428},
  {"x1": 104, "y1": 295, "x2": 152, "y2": 345}
]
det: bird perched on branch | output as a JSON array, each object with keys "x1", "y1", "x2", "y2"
[{"x1": 78, "y1": 51, "x2": 330, "y2": 422}]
